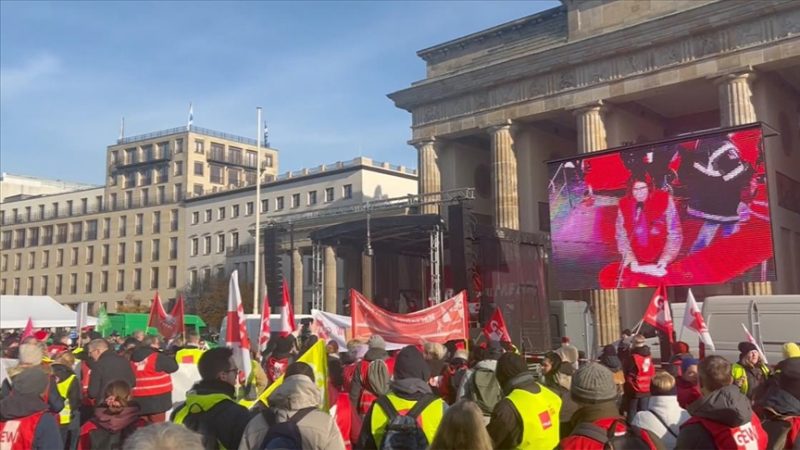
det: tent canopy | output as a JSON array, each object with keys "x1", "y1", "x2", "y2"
[{"x1": 0, "y1": 295, "x2": 97, "y2": 329}]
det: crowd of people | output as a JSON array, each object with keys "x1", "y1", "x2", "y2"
[{"x1": 0, "y1": 325, "x2": 798, "y2": 450}]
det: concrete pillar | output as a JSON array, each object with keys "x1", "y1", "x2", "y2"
[
  {"x1": 489, "y1": 120, "x2": 519, "y2": 230},
  {"x1": 323, "y1": 246, "x2": 337, "y2": 313},
  {"x1": 415, "y1": 139, "x2": 440, "y2": 215},
  {"x1": 291, "y1": 248, "x2": 304, "y2": 314},
  {"x1": 573, "y1": 101, "x2": 620, "y2": 346},
  {"x1": 716, "y1": 69, "x2": 772, "y2": 295},
  {"x1": 361, "y1": 252, "x2": 373, "y2": 299}
]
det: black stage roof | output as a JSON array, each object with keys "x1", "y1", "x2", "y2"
[{"x1": 309, "y1": 214, "x2": 445, "y2": 257}]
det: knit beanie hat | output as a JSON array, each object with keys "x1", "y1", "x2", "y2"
[
  {"x1": 681, "y1": 357, "x2": 699, "y2": 374},
  {"x1": 632, "y1": 335, "x2": 646, "y2": 348},
  {"x1": 783, "y1": 342, "x2": 800, "y2": 359},
  {"x1": 368, "y1": 335, "x2": 386, "y2": 351},
  {"x1": 571, "y1": 362, "x2": 618, "y2": 404},
  {"x1": 738, "y1": 341, "x2": 758, "y2": 360},
  {"x1": 13, "y1": 367, "x2": 49, "y2": 396},
  {"x1": 496, "y1": 352, "x2": 528, "y2": 387},
  {"x1": 393, "y1": 346, "x2": 430, "y2": 381},
  {"x1": 599, "y1": 353, "x2": 622, "y2": 371}
]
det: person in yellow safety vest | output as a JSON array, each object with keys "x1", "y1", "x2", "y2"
[
  {"x1": 732, "y1": 341, "x2": 771, "y2": 399},
  {"x1": 170, "y1": 347, "x2": 254, "y2": 450},
  {"x1": 356, "y1": 345, "x2": 447, "y2": 450},
  {"x1": 239, "y1": 352, "x2": 269, "y2": 403},
  {"x1": 175, "y1": 330, "x2": 206, "y2": 365},
  {"x1": 52, "y1": 350, "x2": 81, "y2": 450},
  {"x1": 487, "y1": 352, "x2": 562, "y2": 450}
]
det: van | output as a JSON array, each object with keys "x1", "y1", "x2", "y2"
[
  {"x1": 702, "y1": 295, "x2": 800, "y2": 364},
  {"x1": 549, "y1": 300, "x2": 595, "y2": 358},
  {"x1": 219, "y1": 314, "x2": 312, "y2": 346}
]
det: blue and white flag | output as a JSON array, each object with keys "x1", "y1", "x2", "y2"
[{"x1": 187, "y1": 103, "x2": 194, "y2": 130}]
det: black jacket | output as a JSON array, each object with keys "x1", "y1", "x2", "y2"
[
  {"x1": 129, "y1": 346, "x2": 179, "y2": 414},
  {"x1": 52, "y1": 363, "x2": 81, "y2": 425},
  {"x1": 758, "y1": 386, "x2": 800, "y2": 450},
  {"x1": 486, "y1": 372, "x2": 544, "y2": 449},
  {"x1": 676, "y1": 384, "x2": 757, "y2": 450},
  {"x1": 88, "y1": 350, "x2": 136, "y2": 402},
  {"x1": 170, "y1": 379, "x2": 254, "y2": 450},
  {"x1": 80, "y1": 405, "x2": 143, "y2": 449},
  {"x1": 1, "y1": 367, "x2": 65, "y2": 415},
  {"x1": 0, "y1": 392, "x2": 63, "y2": 449}
]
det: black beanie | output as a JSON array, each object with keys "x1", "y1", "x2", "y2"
[
  {"x1": 393, "y1": 346, "x2": 430, "y2": 381},
  {"x1": 738, "y1": 341, "x2": 758, "y2": 360},
  {"x1": 496, "y1": 352, "x2": 528, "y2": 387}
]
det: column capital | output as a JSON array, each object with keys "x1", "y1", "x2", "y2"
[
  {"x1": 712, "y1": 66, "x2": 757, "y2": 86},
  {"x1": 486, "y1": 119, "x2": 513, "y2": 135},
  {"x1": 571, "y1": 100, "x2": 606, "y2": 117},
  {"x1": 408, "y1": 137, "x2": 436, "y2": 151}
]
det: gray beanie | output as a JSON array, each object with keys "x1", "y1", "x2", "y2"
[
  {"x1": 368, "y1": 335, "x2": 386, "y2": 351},
  {"x1": 570, "y1": 362, "x2": 618, "y2": 404}
]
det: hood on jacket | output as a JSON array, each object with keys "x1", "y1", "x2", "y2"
[
  {"x1": 51, "y1": 363, "x2": 75, "y2": 382},
  {"x1": 688, "y1": 384, "x2": 754, "y2": 427},
  {"x1": 761, "y1": 387, "x2": 800, "y2": 416},
  {"x1": 92, "y1": 405, "x2": 141, "y2": 432},
  {"x1": 631, "y1": 346, "x2": 651, "y2": 357},
  {"x1": 0, "y1": 394, "x2": 49, "y2": 420},
  {"x1": 129, "y1": 346, "x2": 156, "y2": 363},
  {"x1": 475, "y1": 359, "x2": 498, "y2": 371},
  {"x1": 268, "y1": 375, "x2": 320, "y2": 411}
]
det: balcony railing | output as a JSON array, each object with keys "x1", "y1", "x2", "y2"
[
  {"x1": 226, "y1": 244, "x2": 254, "y2": 257},
  {"x1": 112, "y1": 151, "x2": 171, "y2": 169},
  {"x1": 117, "y1": 125, "x2": 264, "y2": 147},
  {"x1": 207, "y1": 150, "x2": 255, "y2": 168}
]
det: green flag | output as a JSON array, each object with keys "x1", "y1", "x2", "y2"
[{"x1": 97, "y1": 305, "x2": 111, "y2": 337}]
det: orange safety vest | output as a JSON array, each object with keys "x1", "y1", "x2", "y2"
[
  {"x1": 130, "y1": 352, "x2": 172, "y2": 397},
  {"x1": 0, "y1": 411, "x2": 45, "y2": 450}
]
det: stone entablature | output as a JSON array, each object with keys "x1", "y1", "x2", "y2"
[{"x1": 389, "y1": 1, "x2": 800, "y2": 134}]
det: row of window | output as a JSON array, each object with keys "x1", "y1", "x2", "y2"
[
  {"x1": 0, "y1": 210, "x2": 180, "y2": 251},
  {"x1": 187, "y1": 262, "x2": 252, "y2": 287},
  {"x1": 189, "y1": 232, "x2": 239, "y2": 256},
  {"x1": 2, "y1": 196, "x2": 104, "y2": 225},
  {"x1": 0, "y1": 238, "x2": 180, "y2": 271},
  {"x1": 108, "y1": 185, "x2": 181, "y2": 209},
  {"x1": 0, "y1": 266, "x2": 178, "y2": 296},
  {"x1": 113, "y1": 165, "x2": 170, "y2": 188},
  {"x1": 113, "y1": 141, "x2": 175, "y2": 166}
]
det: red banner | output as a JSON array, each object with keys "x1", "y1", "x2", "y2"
[
  {"x1": 350, "y1": 289, "x2": 469, "y2": 345},
  {"x1": 642, "y1": 284, "x2": 674, "y2": 342}
]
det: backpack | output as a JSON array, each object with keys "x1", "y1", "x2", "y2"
[
  {"x1": 377, "y1": 395, "x2": 436, "y2": 450},
  {"x1": 469, "y1": 367, "x2": 502, "y2": 415},
  {"x1": 260, "y1": 407, "x2": 316, "y2": 450},
  {"x1": 571, "y1": 419, "x2": 658, "y2": 450}
]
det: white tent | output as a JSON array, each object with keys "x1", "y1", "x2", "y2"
[{"x1": 0, "y1": 295, "x2": 97, "y2": 329}]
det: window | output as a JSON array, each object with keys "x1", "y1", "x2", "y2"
[
  {"x1": 308, "y1": 191, "x2": 317, "y2": 206},
  {"x1": 203, "y1": 267, "x2": 211, "y2": 282},
  {"x1": 231, "y1": 204, "x2": 240, "y2": 218},
  {"x1": 150, "y1": 268, "x2": 159, "y2": 289},
  {"x1": 193, "y1": 184, "x2": 204, "y2": 196},
  {"x1": 343, "y1": 184, "x2": 353, "y2": 199},
  {"x1": 325, "y1": 187, "x2": 334, "y2": 202},
  {"x1": 1, "y1": 231, "x2": 10, "y2": 249},
  {"x1": 28, "y1": 227, "x2": 39, "y2": 247},
  {"x1": 71, "y1": 222, "x2": 82, "y2": 242},
  {"x1": 217, "y1": 234, "x2": 225, "y2": 253},
  {"x1": 175, "y1": 139, "x2": 183, "y2": 153},
  {"x1": 175, "y1": 161, "x2": 184, "y2": 176},
  {"x1": 168, "y1": 266, "x2": 177, "y2": 288},
  {"x1": 246, "y1": 202, "x2": 254, "y2": 215},
  {"x1": 110, "y1": 193, "x2": 118, "y2": 210},
  {"x1": 157, "y1": 141, "x2": 170, "y2": 158},
  {"x1": 231, "y1": 232, "x2": 239, "y2": 248},
  {"x1": 189, "y1": 269, "x2": 198, "y2": 287},
  {"x1": 27, "y1": 277, "x2": 34, "y2": 295},
  {"x1": 119, "y1": 216, "x2": 127, "y2": 237},
  {"x1": 41, "y1": 276, "x2": 48, "y2": 295},
  {"x1": 218, "y1": 207, "x2": 225, "y2": 220},
  {"x1": 71, "y1": 247, "x2": 79, "y2": 265},
  {"x1": 87, "y1": 220, "x2": 98, "y2": 240},
  {"x1": 134, "y1": 241, "x2": 142, "y2": 263},
  {"x1": 265, "y1": 155, "x2": 274, "y2": 167},
  {"x1": 125, "y1": 190, "x2": 133, "y2": 207},
  {"x1": 194, "y1": 140, "x2": 204, "y2": 153},
  {"x1": 133, "y1": 268, "x2": 141, "y2": 290},
  {"x1": 191, "y1": 211, "x2": 200, "y2": 225},
  {"x1": 101, "y1": 218, "x2": 110, "y2": 239},
  {"x1": 27, "y1": 251, "x2": 35, "y2": 269},
  {"x1": 52, "y1": 202, "x2": 59, "y2": 217},
  {"x1": 81, "y1": 198, "x2": 88, "y2": 214},
  {"x1": 194, "y1": 162, "x2": 204, "y2": 176},
  {"x1": 116, "y1": 270, "x2": 124, "y2": 291},
  {"x1": 56, "y1": 275, "x2": 63, "y2": 295},
  {"x1": 101, "y1": 271, "x2": 108, "y2": 292},
  {"x1": 56, "y1": 249, "x2": 64, "y2": 267},
  {"x1": 86, "y1": 246, "x2": 94, "y2": 264},
  {"x1": 210, "y1": 165, "x2": 223, "y2": 184},
  {"x1": 291, "y1": 193, "x2": 300, "y2": 208},
  {"x1": 276, "y1": 196, "x2": 284, "y2": 210},
  {"x1": 14, "y1": 253, "x2": 21, "y2": 270},
  {"x1": 67, "y1": 200, "x2": 73, "y2": 216},
  {"x1": 170, "y1": 209, "x2": 179, "y2": 231},
  {"x1": 70, "y1": 273, "x2": 77, "y2": 294},
  {"x1": 43, "y1": 225, "x2": 53, "y2": 245},
  {"x1": 169, "y1": 237, "x2": 178, "y2": 259},
  {"x1": 229, "y1": 169, "x2": 240, "y2": 186},
  {"x1": 0, "y1": 279, "x2": 5, "y2": 295},
  {"x1": 13, "y1": 278, "x2": 20, "y2": 295},
  {"x1": 152, "y1": 239, "x2": 160, "y2": 261},
  {"x1": 142, "y1": 188, "x2": 149, "y2": 206},
  {"x1": 140, "y1": 170, "x2": 152, "y2": 186},
  {"x1": 142, "y1": 144, "x2": 154, "y2": 161},
  {"x1": 261, "y1": 199, "x2": 269, "y2": 213},
  {"x1": 203, "y1": 236, "x2": 211, "y2": 255},
  {"x1": 135, "y1": 213, "x2": 143, "y2": 235},
  {"x1": 85, "y1": 273, "x2": 93, "y2": 294},
  {"x1": 95, "y1": 195, "x2": 103, "y2": 211},
  {"x1": 190, "y1": 238, "x2": 199, "y2": 256},
  {"x1": 229, "y1": 147, "x2": 242, "y2": 165},
  {"x1": 210, "y1": 143, "x2": 224, "y2": 160},
  {"x1": 245, "y1": 150, "x2": 258, "y2": 168},
  {"x1": 152, "y1": 211, "x2": 161, "y2": 233},
  {"x1": 101, "y1": 244, "x2": 109, "y2": 265},
  {"x1": 216, "y1": 266, "x2": 225, "y2": 279},
  {"x1": 175, "y1": 183, "x2": 184, "y2": 201},
  {"x1": 15, "y1": 229, "x2": 26, "y2": 248},
  {"x1": 118, "y1": 243, "x2": 126, "y2": 264},
  {"x1": 204, "y1": 209, "x2": 212, "y2": 222},
  {"x1": 1, "y1": 254, "x2": 6, "y2": 271},
  {"x1": 157, "y1": 186, "x2": 166, "y2": 204}
]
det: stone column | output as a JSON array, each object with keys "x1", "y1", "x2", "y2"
[
  {"x1": 323, "y1": 246, "x2": 337, "y2": 313},
  {"x1": 361, "y1": 252, "x2": 373, "y2": 299},
  {"x1": 716, "y1": 69, "x2": 772, "y2": 295},
  {"x1": 489, "y1": 120, "x2": 519, "y2": 230},
  {"x1": 414, "y1": 139, "x2": 440, "y2": 215},
  {"x1": 573, "y1": 101, "x2": 620, "y2": 346},
  {"x1": 291, "y1": 248, "x2": 304, "y2": 314}
]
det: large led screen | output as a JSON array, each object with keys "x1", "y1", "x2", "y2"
[{"x1": 547, "y1": 125, "x2": 775, "y2": 290}]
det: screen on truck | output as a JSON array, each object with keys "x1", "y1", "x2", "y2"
[{"x1": 547, "y1": 124, "x2": 776, "y2": 290}]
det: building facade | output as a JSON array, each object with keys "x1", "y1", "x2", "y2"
[{"x1": 390, "y1": 0, "x2": 800, "y2": 344}]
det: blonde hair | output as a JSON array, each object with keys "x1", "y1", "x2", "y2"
[
  {"x1": 423, "y1": 342, "x2": 446, "y2": 360},
  {"x1": 651, "y1": 370, "x2": 676, "y2": 395},
  {"x1": 428, "y1": 400, "x2": 493, "y2": 450}
]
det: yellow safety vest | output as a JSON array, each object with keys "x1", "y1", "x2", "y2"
[
  {"x1": 732, "y1": 362, "x2": 770, "y2": 396},
  {"x1": 175, "y1": 347, "x2": 205, "y2": 365},
  {"x1": 369, "y1": 393, "x2": 446, "y2": 446},
  {"x1": 172, "y1": 393, "x2": 234, "y2": 450},
  {"x1": 505, "y1": 385, "x2": 562, "y2": 450},
  {"x1": 56, "y1": 375, "x2": 76, "y2": 425}
]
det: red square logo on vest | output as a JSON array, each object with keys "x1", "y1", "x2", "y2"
[{"x1": 539, "y1": 411, "x2": 552, "y2": 429}]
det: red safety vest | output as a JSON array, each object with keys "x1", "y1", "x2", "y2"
[
  {"x1": 80, "y1": 361, "x2": 93, "y2": 406},
  {"x1": 332, "y1": 392, "x2": 352, "y2": 450},
  {"x1": 561, "y1": 417, "x2": 659, "y2": 450},
  {"x1": 628, "y1": 353, "x2": 655, "y2": 394},
  {"x1": 0, "y1": 411, "x2": 45, "y2": 450},
  {"x1": 355, "y1": 359, "x2": 395, "y2": 415},
  {"x1": 787, "y1": 417, "x2": 800, "y2": 450},
  {"x1": 683, "y1": 415, "x2": 768, "y2": 450},
  {"x1": 619, "y1": 189, "x2": 669, "y2": 265},
  {"x1": 130, "y1": 353, "x2": 172, "y2": 397}
]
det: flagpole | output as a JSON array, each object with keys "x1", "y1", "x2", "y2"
[{"x1": 253, "y1": 106, "x2": 262, "y2": 315}]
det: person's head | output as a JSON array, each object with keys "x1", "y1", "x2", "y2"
[
  {"x1": 102, "y1": 380, "x2": 133, "y2": 414},
  {"x1": 428, "y1": 400, "x2": 493, "y2": 450},
  {"x1": 87, "y1": 339, "x2": 110, "y2": 361},
  {"x1": 326, "y1": 340, "x2": 339, "y2": 355},
  {"x1": 570, "y1": 362, "x2": 619, "y2": 405},
  {"x1": 198, "y1": 347, "x2": 238, "y2": 386},
  {"x1": 778, "y1": 357, "x2": 800, "y2": 400},
  {"x1": 54, "y1": 350, "x2": 76, "y2": 368},
  {"x1": 186, "y1": 330, "x2": 200, "y2": 345},
  {"x1": 285, "y1": 361, "x2": 315, "y2": 382},
  {"x1": 738, "y1": 342, "x2": 760, "y2": 366},
  {"x1": 53, "y1": 331, "x2": 71, "y2": 346},
  {"x1": 542, "y1": 352, "x2": 562, "y2": 376},
  {"x1": 132, "y1": 330, "x2": 145, "y2": 342},
  {"x1": 367, "y1": 335, "x2": 386, "y2": 352},
  {"x1": 123, "y1": 422, "x2": 203, "y2": 450},
  {"x1": 393, "y1": 345, "x2": 431, "y2": 381},
  {"x1": 18, "y1": 343, "x2": 44, "y2": 367},
  {"x1": 632, "y1": 334, "x2": 647, "y2": 349},
  {"x1": 423, "y1": 342, "x2": 446, "y2": 361},
  {"x1": 651, "y1": 371, "x2": 676, "y2": 396},
  {"x1": 681, "y1": 358, "x2": 699, "y2": 385},
  {"x1": 11, "y1": 367, "x2": 50, "y2": 399},
  {"x1": 496, "y1": 352, "x2": 529, "y2": 389},
  {"x1": 698, "y1": 355, "x2": 732, "y2": 395},
  {"x1": 632, "y1": 180, "x2": 649, "y2": 202},
  {"x1": 561, "y1": 336, "x2": 571, "y2": 345},
  {"x1": 143, "y1": 335, "x2": 161, "y2": 349},
  {"x1": 783, "y1": 342, "x2": 800, "y2": 359},
  {"x1": 621, "y1": 329, "x2": 632, "y2": 339}
]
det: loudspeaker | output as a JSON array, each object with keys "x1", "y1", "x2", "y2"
[
  {"x1": 448, "y1": 204, "x2": 475, "y2": 298},
  {"x1": 264, "y1": 227, "x2": 283, "y2": 307}
]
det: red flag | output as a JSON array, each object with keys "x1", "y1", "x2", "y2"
[
  {"x1": 258, "y1": 294, "x2": 270, "y2": 353},
  {"x1": 279, "y1": 280, "x2": 296, "y2": 337},
  {"x1": 170, "y1": 296, "x2": 186, "y2": 339},
  {"x1": 642, "y1": 284, "x2": 674, "y2": 342},
  {"x1": 681, "y1": 289, "x2": 715, "y2": 350},
  {"x1": 20, "y1": 317, "x2": 34, "y2": 340},
  {"x1": 147, "y1": 293, "x2": 183, "y2": 339},
  {"x1": 482, "y1": 307, "x2": 512, "y2": 343},
  {"x1": 226, "y1": 270, "x2": 251, "y2": 381}
]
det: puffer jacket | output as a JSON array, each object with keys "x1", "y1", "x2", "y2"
[
  {"x1": 631, "y1": 395, "x2": 689, "y2": 449},
  {"x1": 238, "y1": 375, "x2": 345, "y2": 450}
]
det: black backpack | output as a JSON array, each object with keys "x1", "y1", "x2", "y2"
[
  {"x1": 377, "y1": 395, "x2": 436, "y2": 450},
  {"x1": 570, "y1": 419, "x2": 659, "y2": 450},
  {"x1": 260, "y1": 407, "x2": 316, "y2": 450}
]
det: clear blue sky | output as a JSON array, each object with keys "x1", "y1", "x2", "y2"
[{"x1": 1, "y1": 1, "x2": 558, "y2": 184}]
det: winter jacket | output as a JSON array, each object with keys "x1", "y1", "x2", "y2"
[
  {"x1": 561, "y1": 400, "x2": 667, "y2": 450},
  {"x1": 87, "y1": 350, "x2": 135, "y2": 402},
  {"x1": 0, "y1": 391, "x2": 63, "y2": 449},
  {"x1": 675, "y1": 384, "x2": 765, "y2": 450},
  {"x1": 758, "y1": 387, "x2": 800, "y2": 450},
  {"x1": 78, "y1": 405, "x2": 145, "y2": 449},
  {"x1": 456, "y1": 359, "x2": 497, "y2": 401},
  {"x1": 631, "y1": 395, "x2": 689, "y2": 449},
  {"x1": 238, "y1": 375, "x2": 345, "y2": 450},
  {"x1": 128, "y1": 346, "x2": 178, "y2": 415},
  {"x1": 624, "y1": 346, "x2": 655, "y2": 397},
  {"x1": 676, "y1": 377, "x2": 702, "y2": 409},
  {"x1": 487, "y1": 371, "x2": 557, "y2": 449},
  {"x1": 2, "y1": 364, "x2": 65, "y2": 414},
  {"x1": 52, "y1": 363, "x2": 81, "y2": 426}
]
